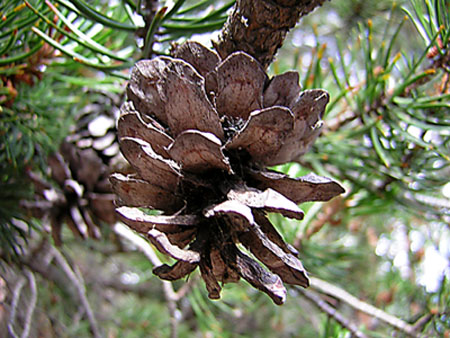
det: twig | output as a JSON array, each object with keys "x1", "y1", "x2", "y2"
[
  {"x1": 71, "y1": 257, "x2": 89, "y2": 299},
  {"x1": 297, "y1": 287, "x2": 369, "y2": 338},
  {"x1": 50, "y1": 246, "x2": 102, "y2": 338},
  {"x1": 21, "y1": 269, "x2": 37, "y2": 338},
  {"x1": 113, "y1": 222, "x2": 181, "y2": 338},
  {"x1": 309, "y1": 277, "x2": 419, "y2": 337},
  {"x1": 173, "y1": 276, "x2": 198, "y2": 301},
  {"x1": 95, "y1": 279, "x2": 155, "y2": 295},
  {"x1": 412, "y1": 313, "x2": 434, "y2": 332},
  {"x1": 166, "y1": 291, "x2": 178, "y2": 338},
  {"x1": 7, "y1": 275, "x2": 26, "y2": 338}
]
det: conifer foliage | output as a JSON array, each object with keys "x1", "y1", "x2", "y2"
[{"x1": 0, "y1": 0, "x2": 448, "y2": 337}]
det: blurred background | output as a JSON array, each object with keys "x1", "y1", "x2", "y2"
[{"x1": 0, "y1": 0, "x2": 448, "y2": 336}]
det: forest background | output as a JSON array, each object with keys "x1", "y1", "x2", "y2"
[{"x1": 0, "y1": 0, "x2": 449, "y2": 337}]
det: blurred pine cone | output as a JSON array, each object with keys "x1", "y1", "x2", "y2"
[
  {"x1": 111, "y1": 41, "x2": 344, "y2": 305},
  {"x1": 24, "y1": 91, "x2": 124, "y2": 245}
]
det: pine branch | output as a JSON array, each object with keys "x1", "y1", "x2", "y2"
[
  {"x1": 310, "y1": 277, "x2": 420, "y2": 337},
  {"x1": 22, "y1": 269, "x2": 37, "y2": 338},
  {"x1": 4, "y1": 269, "x2": 37, "y2": 338},
  {"x1": 297, "y1": 287, "x2": 369, "y2": 338},
  {"x1": 113, "y1": 222, "x2": 182, "y2": 338},
  {"x1": 50, "y1": 246, "x2": 102, "y2": 338},
  {"x1": 7, "y1": 274, "x2": 26, "y2": 338},
  {"x1": 214, "y1": 0, "x2": 328, "y2": 68}
]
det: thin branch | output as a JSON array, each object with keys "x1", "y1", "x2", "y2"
[
  {"x1": 21, "y1": 269, "x2": 37, "y2": 338},
  {"x1": 114, "y1": 222, "x2": 162, "y2": 263},
  {"x1": 166, "y1": 291, "x2": 178, "y2": 338},
  {"x1": 96, "y1": 278, "x2": 155, "y2": 296},
  {"x1": 20, "y1": 241, "x2": 80, "y2": 302},
  {"x1": 173, "y1": 275, "x2": 198, "y2": 301},
  {"x1": 71, "y1": 256, "x2": 90, "y2": 298},
  {"x1": 297, "y1": 287, "x2": 369, "y2": 338},
  {"x1": 412, "y1": 313, "x2": 434, "y2": 332},
  {"x1": 309, "y1": 277, "x2": 419, "y2": 337},
  {"x1": 49, "y1": 246, "x2": 102, "y2": 338},
  {"x1": 7, "y1": 275, "x2": 26, "y2": 338},
  {"x1": 89, "y1": 268, "x2": 197, "y2": 301},
  {"x1": 113, "y1": 222, "x2": 182, "y2": 338}
]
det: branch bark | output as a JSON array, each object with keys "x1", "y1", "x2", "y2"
[
  {"x1": 22, "y1": 270, "x2": 37, "y2": 338},
  {"x1": 214, "y1": 0, "x2": 328, "y2": 69},
  {"x1": 309, "y1": 277, "x2": 419, "y2": 337},
  {"x1": 50, "y1": 247, "x2": 102, "y2": 338},
  {"x1": 298, "y1": 288, "x2": 369, "y2": 338},
  {"x1": 7, "y1": 275, "x2": 25, "y2": 338},
  {"x1": 113, "y1": 223, "x2": 182, "y2": 338}
]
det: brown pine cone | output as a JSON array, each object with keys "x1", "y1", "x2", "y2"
[
  {"x1": 111, "y1": 41, "x2": 344, "y2": 305},
  {"x1": 24, "y1": 91, "x2": 124, "y2": 245}
]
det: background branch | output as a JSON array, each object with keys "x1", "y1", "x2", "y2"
[
  {"x1": 297, "y1": 287, "x2": 369, "y2": 338},
  {"x1": 21, "y1": 270, "x2": 37, "y2": 338},
  {"x1": 50, "y1": 246, "x2": 102, "y2": 338},
  {"x1": 310, "y1": 277, "x2": 419, "y2": 337},
  {"x1": 113, "y1": 223, "x2": 181, "y2": 338},
  {"x1": 7, "y1": 275, "x2": 25, "y2": 338}
]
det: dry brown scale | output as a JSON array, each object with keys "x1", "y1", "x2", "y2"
[{"x1": 111, "y1": 41, "x2": 345, "y2": 305}]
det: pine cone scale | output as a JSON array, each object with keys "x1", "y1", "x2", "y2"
[
  {"x1": 199, "y1": 257, "x2": 222, "y2": 299},
  {"x1": 119, "y1": 137, "x2": 181, "y2": 192},
  {"x1": 263, "y1": 71, "x2": 301, "y2": 107},
  {"x1": 116, "y1": 206, "x2": 198, "y2": 233},
  {"x1": 162, "y1": 59, "x2": 224, "y2": 139},
  {"x1": 153, "y1": 260, "x2": 198, "y2": 281},
  {"x1": 226, "y1": 186, "x2": 304, "y2": 220},
  {"x1": 238, "y1": 224, "x2": 309, "y2": 287},
  {"x1": 127, "y1": 58, "x2": 170, "y2": 124},
  {"x1": 225, "y1": 106, "x2": 295, "y2": 166},
  {"x1": 118, "y1": 102, "x2": 174, "y2": 158},
  {"x1": 224, "y1": 244, "x2": 287, "y2": 305},
  {"x1": 167, "y1": 130, "x2": 232, "y2": 174},
  {"x1": 110, "y1": 173, "x2": 184, "y2": 212},
  {"x1": 248, "y1": 169, "x2": 345, "y2": 204},
  {"x1": 253, "y1": 211, "x2": 299, "y2": 256},
  {"x1": 147, "y1": 228, "x2": 200, "y2": 263},
  {"x1": 171, "y1": 41, "x2": 220, "y2": 77},
  {"x1": 215, "y1": 52, "x2": 267, "y2": 119}
]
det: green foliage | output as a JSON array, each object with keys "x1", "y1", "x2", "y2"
[
  {"x1": 0, "y1": 0, "x2": 448, "y2": 337},
  {"x1": 0, "y1": 178, "x2": 32, "y2": 260},
  {"x1": 0, "y1": 0, "x2": 233, "y2": 76},
  {"x1": 291, "y1": 0, "x2": 450, "y2": 220},
  {"x1": 0, "y1": 75, "x2": 76, "y2": 259},
  {"x1": 1, "y1": 78, "x2": 75, "y2": 168}
]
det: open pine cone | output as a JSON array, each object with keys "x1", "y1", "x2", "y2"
[
  {"x1": 23, "y1": 91, "x2": 123, "y2": 245},
  {"x1": 111, "y1": 41, "x2": 345, "y2": 305}
]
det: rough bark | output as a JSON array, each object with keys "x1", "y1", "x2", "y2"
[{"x1": 214, "y1": 0, "x2": 328, "y2": 69}]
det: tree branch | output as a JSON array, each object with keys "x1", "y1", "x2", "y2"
[
  {"x1": 113, "y1": 222, "x2": 182, "y2": 338},
  {"x1": 297, "y1": 288, "x2": 369, "y2": 338},
  {"x1": 7, "y1": 275, "x2": 25, "y2": 338},
  {"x1": 50, "y1": 246, "x2": 102, "y2": 338},
  {"x1": 214, "y1": 0, "x2": 328, "y2": 69},
  {"x1": 21, "y1": 269, "x2": 37, "y2": 338},
  {"x1": 309, "y1": 277, "x2": 419, "y2": 337}
]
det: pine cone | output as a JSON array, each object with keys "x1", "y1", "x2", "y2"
[
  {"x1": 24, "y1": 91, "x2": 124, "y2": 245},
  {"x1": 111, "y1": 41, "x2": 344, "y2": 305}
]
